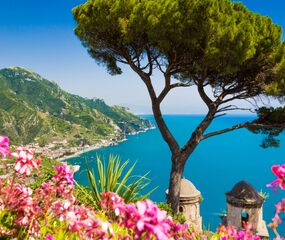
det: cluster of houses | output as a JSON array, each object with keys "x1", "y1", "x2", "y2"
[
  {"x1": 25, "y1": 139, "x2": 117, "y2": 160},
  {"x1": 26, "y1": 141, "x2": 86, "y2": 159},
  {"x1": 170, "y1": 179, "x2": 269, "y2": 238}
]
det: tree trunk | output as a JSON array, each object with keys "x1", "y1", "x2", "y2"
[
  {"x1": 166, "y1": 154, "x2": 186, "y2": 214},
  {"x1": 166, "y1": 138, "x2": 202, "y2": 214}
]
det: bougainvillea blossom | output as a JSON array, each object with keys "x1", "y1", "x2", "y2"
[{"x1": 0, "y1": 136, "x2": 11, "y2": 159}]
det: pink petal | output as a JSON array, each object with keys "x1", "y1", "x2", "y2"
[
  {"x1": 137, "y1": 220, "x2": 144, "y2": 231},
  {"x1": 136, "y1": 201, "x2": 146, "y2": 215},
  {"x1": 15, "y1": 161, "x2": 21, "y2": 171}
]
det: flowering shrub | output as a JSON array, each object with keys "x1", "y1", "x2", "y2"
[
  {"x1": 267, "y1": 164, "x2": 285, "y2": 239},
  {"x1": 214, "y1": 224, "x2": 260, "y2": 240},
  {"x1": 0, "y1": 137, "x2": 111, "y2": 239},
  {"x1": 0, "y1": 135, "x2": 264, "y2": 239},
  {"x1": 100, "y1": 192, "x2": 190, "y2": 239}
]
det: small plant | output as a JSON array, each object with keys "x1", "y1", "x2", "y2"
[
  {"x1": 259, "y1": 189, "x2": 269, "y2": 201},
  {"x1": 157, "y1": 202, "x2": 186, "y2": 224},
  {"x1": 76, "y1": 155, "x2": 157, "y2": 208}
]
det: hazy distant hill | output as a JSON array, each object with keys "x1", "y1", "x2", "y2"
[{"x1": 0, "y1": 67, "x2": 152, "y2": 146}]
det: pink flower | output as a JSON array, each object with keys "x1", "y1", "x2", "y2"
[
  {"x1": 0, "y1": 183, "x2": 39, "y2": 232},
  {"x1": 100, "y1": 192, "x2": 201, "y2": 239},
  {"x1": 269, "y1": 199, "x2": 285, "y2": 230},
  {"x1": 275, "y1": 199, "x2": 285, "y2": 214},
  {"x1": 0, "y1": 136, "x2": 11, "y2": 159},
  {"x1": 272, "y1": 214, "x2": 282, "y2": 226},
  {"x1": 50, "y1": 200, "x2": 109, "y2": 239},
  {"x1": 100, "y1": 192, "x2": 124, "y2": 216},
  {"x1": 53, "y1": 164, "x2": 74, "y2": 188},
  {"x1": 2, "y1": 184, "x2": 33, "y2": 211},
  {"x1": 266, "y1": 165, "x2": 285, "y2": 192},
  {"x1": 45, "y1": 234, "x2": 54, "y2": 240},
  {"x1": 201, "y1": 235, "x2": 207, "y2": 240},
  {"x1": 118, "y1": 199, "x2": 171, "y2": 239},
  {"x1": 216, "y1": 224, "x2": 260, "y2": 240},
  {"x1": 14, "y1": 147, "x2": 41, "y2": 176}
]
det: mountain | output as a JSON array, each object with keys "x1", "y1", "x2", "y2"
[{"x1": 0, "y1": 67, "x2": 153, "y2": 147}]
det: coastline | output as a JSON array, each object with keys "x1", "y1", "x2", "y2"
[
  {"x1": 56, "y1": 126, "x2": 155, "y2": 162},
  {"x1": 56, "y1": 137, "x2": 126, "y2": 162}
]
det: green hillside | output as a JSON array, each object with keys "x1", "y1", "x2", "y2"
[{"x1": 0, "y1": 67, "x2": 152, "y2": 147}]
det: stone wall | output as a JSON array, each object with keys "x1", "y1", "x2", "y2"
[{"x1": 226, "y1": 203, "x2": 262, "y2": 230}]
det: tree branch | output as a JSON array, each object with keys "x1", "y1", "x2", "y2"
[
  {"x1": 127, "y1": 59, "x2": 180, "y2": 154},
  {"x1": 153, "y1": 57, "x2": 166, "y2": 74},
  {"x1": 213, "y1": 113, "x2": 227, "y2": 119},
  {"x1": 202, "y1": 123, "x2": 248, "y2": 140},
  {"x1": 196, "y1": 79, "x2": 214, "y2": 109},
  {"x1": 202, "y1": 122, "x2": 285, "y2": 140},
  {"x1": 157, "y1": 82, "x2": 192, "y2": 103},
  {"x1": 216, "y1": 105, "x2": 253, "y2": 113},
  {"x1": 181, "y1": 107, "x2": 217, "y2": 159}
]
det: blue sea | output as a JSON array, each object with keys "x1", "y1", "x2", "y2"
[{"x1": 68, "y1": 115, "x2": 285, "y2": 236}]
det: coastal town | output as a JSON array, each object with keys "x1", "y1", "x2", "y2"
[
  {"x1": 25, "y1": 126, "x2": 155, "y2": 160},
  {"x1": 26, "y1": 138, "x2": 119, "y2": 160}
]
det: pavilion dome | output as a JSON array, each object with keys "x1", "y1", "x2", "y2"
[
  {"x1": 165, "y1": 178, "x2": 201, "y2": 199},
  {"x1": 180, "y1": 178, "x2": 201, "y2": 198},
  {"x1": 226, "y1": 181, "x2": 264, "y2": 208}
]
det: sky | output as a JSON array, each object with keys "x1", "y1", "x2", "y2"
[{"x1": 0, "y1": 0, "x2": 284, "y2": 114}]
